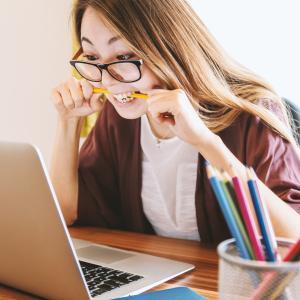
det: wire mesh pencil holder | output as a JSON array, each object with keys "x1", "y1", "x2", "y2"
[{"x1": 217, "y1": 238, "x2": 300, "y2": 300}]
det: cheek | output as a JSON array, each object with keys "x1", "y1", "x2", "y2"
[{"x1": 131, "y1": 66, "x2": 164, "y2": 91}]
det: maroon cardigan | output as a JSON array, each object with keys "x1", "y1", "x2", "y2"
[{"x1": 74, "y1": 101, "x2": 300, "y2": 244}]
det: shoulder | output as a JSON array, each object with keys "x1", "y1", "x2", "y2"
[
  {"x1": 219, "y1": 98, "x2": 292, "y2": 164},
  {"x1": 224, "y1": 98, "x2": 289, "y2": 135}
]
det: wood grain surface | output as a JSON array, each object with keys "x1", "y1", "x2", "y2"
[{"x1": 0, "y1": 227, "x2": 219, "y2": 300}]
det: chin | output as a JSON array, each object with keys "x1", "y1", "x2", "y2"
[
  {"x1": 116, "y1": 109, "x2": 144, "y2": 119},
  {"x1": 109, "y1": 97, "x2": 147, "y2": 119}
]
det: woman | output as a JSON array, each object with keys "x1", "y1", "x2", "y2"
[{"x1": 50, "y1": 0, "x2": 300, "y2": 244}]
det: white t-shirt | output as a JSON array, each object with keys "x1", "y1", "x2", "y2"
[{"x1": 140, "y1": 115, "x2": 200, "y2": 241}]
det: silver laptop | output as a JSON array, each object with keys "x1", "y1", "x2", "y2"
[{"x1": 0, "y1": 141, "x2": 194, "y2": 300}]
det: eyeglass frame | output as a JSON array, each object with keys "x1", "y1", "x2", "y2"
[{"x1": 69, "y1": 47, "x2": 144, "y2": 83}]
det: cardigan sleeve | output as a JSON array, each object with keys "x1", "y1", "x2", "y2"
[
  {"x1": 244, "y1": 111, "x2": 300, "y2": 214},
  {"x1": 73, "y1": 104, "x2": 123, "y2": 227}
]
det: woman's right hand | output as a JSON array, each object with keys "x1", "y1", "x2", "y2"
[{"x1": 51, "y1": 77, "x2": 105, "y2": 121}]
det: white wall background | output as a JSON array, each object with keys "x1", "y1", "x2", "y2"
[
  {"x1": 0, "y1": 0, "x2": 72, "y2": 164},
  {"x1": 189, "y1": 0, "x2": 300, "y2": 104},
  {"x1": 1, "y1": 0, "x2": 300, "y2": 164}
]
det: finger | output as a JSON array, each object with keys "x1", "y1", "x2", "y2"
[
  {"x1": 51, "y1": 89, "x2": 67, "y2": 115},
  {"x1": 147, "y1": 94, "x2": 175, "y2": 111},
  {"x1": 68, "y1": 78, "x2": 84, "y2": 108},
  {"x1": 80, "y1": 78, "x2": 93, "y2": 101},
  {"x1": 141, "y1": 89, "x2": 174, "y2": 106},
  {"x1": 147, "y1": 97, "x2": 177, "y2": 124},
  {"x1": 139, "y1": 89, "x2": 166, "y2": 98},
  {"x1": 59, "y1": 84, "x2": 75, "y2": 110},
  {"x1": 158, "y1": 115, "x2": 175, "y2": 126},
  {"x1": 148, "y1": 101, "x2": 170, "y2": 118},
  {"x1": 90, "y1": 94, "x2": 104, "y2": 112}
]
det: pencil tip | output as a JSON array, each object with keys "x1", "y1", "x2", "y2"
[
  {"x1": 205, "y1": 162, "x2": 215, "y2": 178},
  {"x1": 246, "y1": 167, "x2": 255, "y2": 180}
]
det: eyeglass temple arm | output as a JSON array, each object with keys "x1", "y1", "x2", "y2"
[{"x1": 72, "y1": 47, "x2": 83, "y2": 60}]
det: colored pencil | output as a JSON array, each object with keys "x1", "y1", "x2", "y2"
[
  {"x1": 231, "y1": 172, "x2": 265, "y2": 261},
  {"x1": 268, "y1": 272, "x2": 296, "y2": 300},
  {"x1": 219, "y1": 171, "x2": 255, "y2": 259},
  {"x1": 206, "y1": 163, "x2": 251, "y2": 259},
  {"x1": 250, "y1": 238, "x2": 300, "y2": 300},
  {"x1": 283, "y1": 238, "x2": 300, "y2": 262},
  {"x1": 247, "y1": 168, "x2": 278, "y2": 261}
]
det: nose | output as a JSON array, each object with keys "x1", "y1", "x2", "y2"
[{"x1": 101, "y1": 69, "x2": 119, "y2": 87}]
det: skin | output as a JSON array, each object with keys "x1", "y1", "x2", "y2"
[
  {"x1": 79, "y1": 7, "x2": 172, "y2": 138},
  {"x1": 50, "y1": 6, "x2": 300, "y2": 239}
]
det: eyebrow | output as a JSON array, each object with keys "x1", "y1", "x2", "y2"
[{"x1": 81, "y1": 35, "x2": 121, "y2": 46}]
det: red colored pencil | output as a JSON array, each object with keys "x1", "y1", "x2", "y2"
[{"x1": 283, "y1": 238, "x2": 300, "y2": 262}]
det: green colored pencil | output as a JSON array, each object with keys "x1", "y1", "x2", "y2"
[{"x1": 218, "y1": 171, "x2": 255, "y2": 259}]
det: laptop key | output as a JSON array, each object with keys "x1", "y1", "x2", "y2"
[
  {"x1": 106, "y1": 270, "x2": 124, "y2": 276},
  {"x1": 94, "y1": 276, "x2": 106, "y2": 282},
  {"x1": 106, "y1": 275, "x2": 132, "y2": 284},
  {"x1": 88, "y1": 282, "x2": 98, "y2": 288},
  {"x1": 117, "y1": 272, "x2": 135, "y2": 279},
  {"x1": 90, "y1": 290, "x2": 106, "y2": 297},
  {"x1": 96, "y1": 283, "x2": 115, "y2": 291},
  {"x1": 85, "y1": 274, "x2": 94, "y2": 281},
  {"x1": 91, "y1": 287, "x2": 108, "y2": 296},
  {"x1": 79, "y1": 260, "x2": 144, "y2": 295},
  {"x1": 80, "y1": 261, "x2": 99, "y2": 270},
  {"x1": 97, "y1": 267, "x2": 113, "y2": 273},
  {"x1": 102, "y1": 279, "x2": 121, "y2": 288},
  {"x1": 128, "y1": 275, "x2": 143, "y2": 281}
]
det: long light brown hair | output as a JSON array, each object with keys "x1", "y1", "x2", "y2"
[{"x1": 72, "y1": 0, "x2": 298, "y2": 149}]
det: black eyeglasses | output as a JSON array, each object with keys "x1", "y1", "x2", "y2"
[{"x1": 69, "y1": 59, "x2": 143, "y2": 83}]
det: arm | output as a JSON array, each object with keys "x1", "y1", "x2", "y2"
[
  {"x1": 144, "y1": 88, "x2": 300, "y2": 240},
  {"x1": 49, "y1": 77, "x2": 104, "y2": 226},
  {"x1": 50, "y1": 117, "x2": 83, "y2": 225},
  {"x1": 197, "y1": 123, "x2": 300, "y2": 240}
]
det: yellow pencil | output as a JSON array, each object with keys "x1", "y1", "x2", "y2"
[
  {"x1": 92, "y1": 88, "x2": 149, "y2": 100},
  {"x1": 92, "y1": 87, "x2": 111, "y2": 95}
]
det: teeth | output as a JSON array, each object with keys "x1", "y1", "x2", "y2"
[{"x1": 114, "y1": 92, "x2": 134, "y2": 103}]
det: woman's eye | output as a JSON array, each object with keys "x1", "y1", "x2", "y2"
[
  {"x1": 116, "y1": 53, "x2": 134, "y2": 60},
  {"x1": 83, "y1": 54, "x2": 98, "y2": 61}
]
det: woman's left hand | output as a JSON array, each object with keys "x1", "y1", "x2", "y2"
[{"x1": 142, "y1": 88, "x2": 216, "y2": 149}]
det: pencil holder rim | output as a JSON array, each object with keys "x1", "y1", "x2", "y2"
[{"x1": 218, "y1": 238, "x2": 300, "y2": 271}]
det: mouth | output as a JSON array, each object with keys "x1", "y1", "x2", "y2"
[
  {"x1": 110, "y1": 91, "x2": 143, "y2": 106},
  {"x1": 114, "y1": 92, "x2": 135, "y2": 104}
]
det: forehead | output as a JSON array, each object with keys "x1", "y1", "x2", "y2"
[{"x1": 81, "y1": 7, "x2": 116, "y2": 41}]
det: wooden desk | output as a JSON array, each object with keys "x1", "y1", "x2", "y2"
[{"x1": 0, "y1": 227, "x2": 219, "y2": 300}]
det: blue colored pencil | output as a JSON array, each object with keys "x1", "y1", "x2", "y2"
[
  {"x1": 247, "y1": 168, "x2": 278, "y2": 262},
  {"x1": 206, "y1": 163, "x2": 251, "y2": 259}
]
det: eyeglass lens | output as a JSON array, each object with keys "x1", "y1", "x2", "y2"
[{"x1": 74, "y1": 61, "x2": 140, "y2": 82}]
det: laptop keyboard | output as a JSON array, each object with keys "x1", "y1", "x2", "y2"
[{"x1": 79, "y1": 260, "x2": 144, "y2": 298}]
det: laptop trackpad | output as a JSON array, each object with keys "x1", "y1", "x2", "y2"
[{"x1": 76, "y1": 245, "x2": 134, "y2": 264}]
